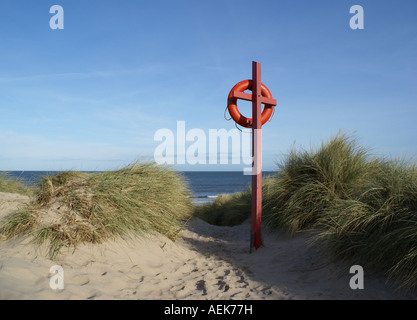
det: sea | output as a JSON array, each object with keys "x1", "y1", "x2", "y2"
[{"x1": 2, "y1": 171, "x2": 276, "y2": 205}]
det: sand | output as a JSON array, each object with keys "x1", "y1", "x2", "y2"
[{"x1": 0, "y1": 191, "x2": 414, "y2": 300}]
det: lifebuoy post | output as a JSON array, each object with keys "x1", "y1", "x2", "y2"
[{"x1": 226, "y1": 61, "x2": 277, "y2": 252}]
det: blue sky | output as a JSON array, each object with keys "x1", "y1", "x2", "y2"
[{"x1": 0, "y1": 0, "x2": 416, "y2": 171}]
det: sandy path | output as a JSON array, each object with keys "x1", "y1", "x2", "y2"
[{"x1": 0, "y1": 192, "x2": 414, "y2": 300}]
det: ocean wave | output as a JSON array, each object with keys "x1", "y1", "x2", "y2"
[{"x1": 189, "y1": 195, "x2": 218, "y2": 199}]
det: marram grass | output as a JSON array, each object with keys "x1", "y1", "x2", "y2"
[
  {"x1": 0, "y1": 172, "x2": 34, "y2": 196},
  {"x1": 194, "y1": 190, "x2": 251, "y2": 226},
  {"x1": 314, "y1": 158, "x2": 417, "y2": 291},
  {"x1": 263, "y1": 134, "x2": 378, "y2": 232},
  {"x1": 196, "y1": 134, "x2": 417, "y2": 292},
  {"x1": 0, "y1": 162, "x2": 193, "y2": 258}
]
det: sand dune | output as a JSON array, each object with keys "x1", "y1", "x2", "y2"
[{"x1": 0, "y1": 191, "x2": 414, "y2": 300}]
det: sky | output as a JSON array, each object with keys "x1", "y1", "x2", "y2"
[{"x1": 0, "y1": 0, "x2": 416, "y2": 171}]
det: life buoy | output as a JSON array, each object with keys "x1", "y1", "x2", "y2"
[{"x1": 227, "y1": 80, "x2": 274, "y2": 128}]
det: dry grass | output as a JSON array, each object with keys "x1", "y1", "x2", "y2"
[
  {"x1": 0, "y1": 172, "x2": 34, "y2": 196},
  {"x1": 194, "y1": 191, "x2": 251, "y2": 226},
  {"x1": 0, "y1": 162, "x2": 194, "y2": 258},
  {"x1": 196, "y1": 133, "x2": 417, "y2": 292}
]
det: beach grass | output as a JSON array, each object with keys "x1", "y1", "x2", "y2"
[
  {"x1": 196, "y1": 133, "x2": 417, "y2": 291},
  {"x1": 194, "y1": 191, "x2": 251, "y2": 226},
  {"x1": 0, "y1": 172, "x2": 34, "y2": 196},
  {"x1": 313, "y1": 158, "x2": 417, "y2": 290},
  {"x1": 263, "y1": 134, "x2": 377, "y2": 232},
  {"x1": 0, "y1": 162, "x2": 194, "y2": 258}
]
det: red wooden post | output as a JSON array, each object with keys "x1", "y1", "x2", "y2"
[
  {"x1": 226, "y1": 61, "x2": 277, "y2": 253},
  {"x1": 251, "y1": 61, "x2": 263, "y2": 252}
]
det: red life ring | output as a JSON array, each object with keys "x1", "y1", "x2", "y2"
[{"x1": 227, "y1": 80, "x2": 274, "y2": 128}]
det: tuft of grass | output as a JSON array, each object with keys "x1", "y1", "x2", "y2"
[
  {"x1": 263, "y1": 134, "x2": 377, "y2": 233},
  {"x1": 194, "y1": 190, "x2": 251, "y2": 226},
  {"x1": 261, "y1": 134, "x2": 417, "y2": 290},
  {"x1": 315, "y1": 159, "x2": 417, "y2": 290},
  {"x1": 0, "y1": 207, "x2": 38, "y2": 239},
  {"x1": 0, "y1": 172, "x2": 34, "y2": 196},
  {"x1": 195, "y1": 133, "x2": 417, "y2": 292},
  {"x1": 0, "y1": 162, "x2": 194, "y2": 258}
]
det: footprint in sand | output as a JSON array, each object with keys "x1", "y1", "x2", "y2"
[
  {"x1": 175, "y1": 263, "x2": 196, "y2": 275},
  {"x1": 196, "y1": 280, "x2": 207, "y2": 296},
  {"x1": 72, "y1": 274, "x2": 90, "y2": 286},
  {"x1": 216, "y1": 279, "x2": 230, "y2": 292}
]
